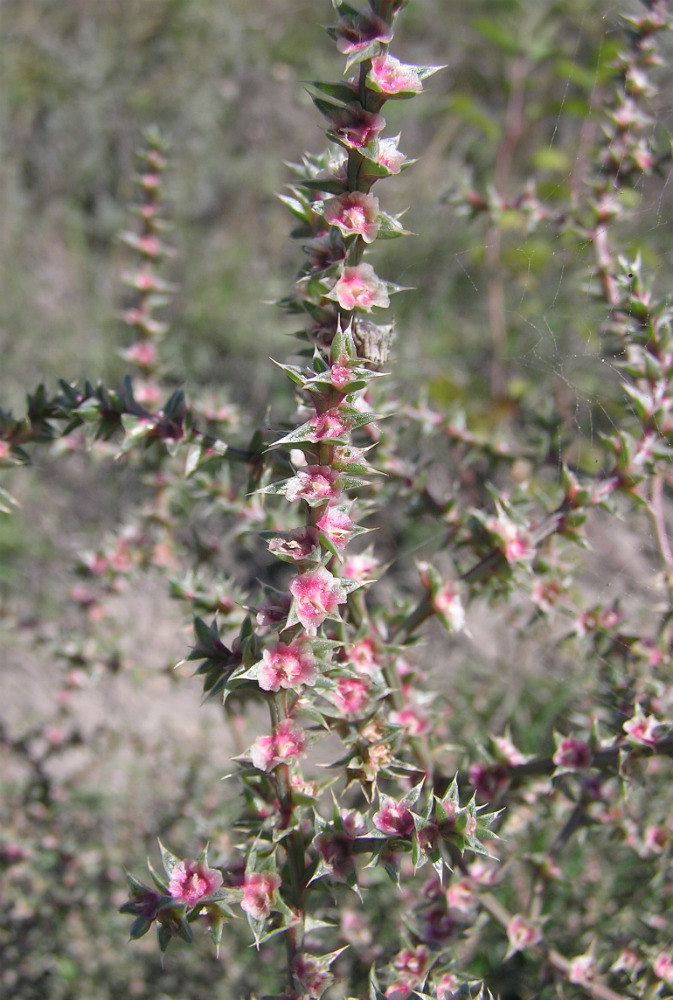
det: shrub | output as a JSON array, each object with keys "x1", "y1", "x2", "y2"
[{"x1": 2, "y1": 2, "x2": 673, "y2": 999}]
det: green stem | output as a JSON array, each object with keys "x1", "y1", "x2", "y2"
[
  {"x1": 476, "y1": 892, "x2": 630, "y2": 1000},
  {"x1": 268, "y1": 698, "x2": 305, "y2": 974},
  {"x1": 390, "y1": 593, "x2": 433, "y2": 642}
]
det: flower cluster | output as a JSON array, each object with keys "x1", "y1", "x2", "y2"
[
  {"x1": 3, "y1": 0, "x2": 672, "y2": 998},
  {"x1": 118, "y1": 127, "x2": 175, "y2": 403}
]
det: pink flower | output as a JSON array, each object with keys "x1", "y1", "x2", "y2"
[
  {"x1": 531, "y1": 578, "x2": 563, "y2": 613},
  {"x1": 623, "y1": 709, "x2": 662, "y2": 746},
  {"x1": 348, "y1": 637, "x2": 382, "y2": 676},
  {"x1": 293, "y1": 954, "x2": 334, "y2": 997},
  {"x1": 333, "y1": 676, "x2": 370, "y2": 718},
  {"x1": 255, "y1": 592, "x2": 291, "y2": 629},
  {"x1": 389, "y1": 707, "x2": 429, "y2": 736},
  {"x1": 377, "y1": 136, "x2": 407, "y2": 174},
  {"x1": 289, "y1": 566, "x2": 347, "y2": 631},
  {"x1": 132, "y1": 382, "x2": 163, "y2": 408},
  {"x1": 332, "y1": 104, "x2": 386, "y2": 149},
  {"x1": 343, "y1": 552, "x2": 379, "y2": 581},
  {"x1": 267, "y1": 526, "x2": 319, "y2": 561},
  {"x1": 468, "y1": 761, "x2": 510, "y2": 799},
  {"x1": 366, "y1": 740, "x2": 392, "y2": 772},
  {"x1": 108, "y1": 540, "x2": 134, "y2": 573},
  {"x1": 340, "y1": 907, "x2": 373, "y2": 948},
  {"x1": 436, "y1": 973, "x2": 461, "y2": 1000},
  {"x1": 273, "y1": 719, "x2": 308, "y2": 761},
  {"x1": 257, "y1": 640, "x2": 317, "y2": 692},
  {"x1": 340, "y1": 807, "x2": 366, "y2": 835},
  {"x1": 394, "y1": 945, "x2": 429, "y2": 980},
  {"x1": 385, "y1": 982, "x2": 412, "y2": 1000},
  {"x1": 123, "y1": 340, "x2": 157, "y2": 368},
  {"x1": 330, "y1": 362, "x2": 352, "y2": 389},
  {"x1": 290, "y1": 772, "x2": 319, "y2": 799},
  {"x1": 316, "y1": 506, "x2": 354, "y2": 549},
  {"x1": 644, "y1": 824, "x2": 668, "y2": 854},
  {"x1": 492, "y1": 734, "x2": 526, "y2": 766},
  {"x1": 285, "y1": 465, "x2": 341, "y2": 502},
  {"x1": 249, "y1": 732, "x2": 277, "y2": 771},
  {"x1": 507, "y1": 915, "x2": 541, "y2": 954},
  {"x1": 241, "y1": 871, "x2": 281, "y2": 920},
  {"x1": 654, "y1": 954, "x2": 673, "y2": 985},
  {"x1": 249, "y1": 719, "x2": 307, "y2": 771},
  {"x1": 45, "y1": 725, "x2": 66, "y2": 745},
  {"x1": 123, "y1": 882, "x2": 162, "y2": 922},
  {"x1": 168, "y1": 859, "x2": 223, "y2": 908},
  {"x1": 335, "y1": 12, "x2": 392, "y2": 54},
  {"x1": 432, "y1": 582, "x2": 465, "y2": 632},
  {"x1": 333, "y1": 263, "x2": 390, "y2": 312},
  {"x1": 421, "y1": 905, "x2": 455, "y2": 944},
  {"x1": 553, "y1": 736, "x2": 593, "y2": 770},
  {"x1": 304, "y1": 233, "x2": 346, "y2": 271},
  {"x1": 486, "y1": 513, "x2": 533, "y2": 564},
  {"x1": 568, "y1": 954, "x2": 596, "y2": 985},
  {"x1": 631, "y1": 142, "x2": 655, "y2": 172},
  {"x1": 315, "y1": 830, "x2": 355, "y2": 878},
  {"x1": 446, "y1": 878, "x2": 475, "y2": 916},
  {"x1": 307, "y1": 408, "x2": 352, "y2": 441},
  {"x1": 370, "y1": 54, "x2": 423, "y2": 95},
  {"x1": 611, "y1": 948, "x2": 642, "y2": 974},
  {"x1": 600, "y1": 608, "x2": 621, "y2": 629},
  {"x1": 639, "y1": 639, "x2": 664, "y2": 666},
  {"x1": 324, "y1": 191, "x2": 380, "y2": 243},
  {"x1": 373, "y1": 798, "x2": 415, "y2": 838}
]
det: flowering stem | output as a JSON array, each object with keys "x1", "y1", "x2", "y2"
[
  {"x1": 416, "y1": 735, "x2": 673, "y2": 801},
  {"x1": 267, "y1": 695, "x2": 305, "y2": 980},
  {"x1": 476, "y1": 892, "x2": 629, "y2": 1000}
]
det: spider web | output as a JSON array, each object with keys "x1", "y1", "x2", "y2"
[{"x1": 373, "y1": 0, "x2": 673, "y2": 647}]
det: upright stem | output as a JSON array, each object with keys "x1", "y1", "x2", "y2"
[{"x1": 268, "y1": 698, "x2": 304, "y2": 980}]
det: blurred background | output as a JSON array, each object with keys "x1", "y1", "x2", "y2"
[{"x1": 1, "y1": 0, "x2": 672, "y2": 997}]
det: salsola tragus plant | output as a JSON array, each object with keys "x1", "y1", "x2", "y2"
[{"x1": 2, "y1": 2, "x2": 673, "y2": 999}]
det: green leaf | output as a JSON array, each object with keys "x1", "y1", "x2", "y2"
[
  {"x1": 157, "y1": 923, "x2": 172, "y2": 953},
  {"x1": 331, "y1": 1, "x2": 361, "y2": 16},
  {"x1": 270, "y1": 360, "x2": 310, "y2": 387},
  {"x1": 376, "y1": 211, "x2": 411, "y2": 238},
  {"x1": 277, "y1": 192, "x2": 313, "y2": 223},
  {"x1": 118, "y1": 414, "x2": 156, "y2": 455},
  {"x1": 129, "y1": 915, "x2": 152, "y2": 940},
  {"x1": 147, "y1": 859, "x2": 169, "y2": 893},
  {"x1": 311, "y1": 94, "x2": 348, "y2": 123},
  {"x1": 416, "y1": 64, "x2": 447, "y2": 81},
  {"x1": 344, "y1": 40, "x2": 381, "y2": 73},
  {"x1": 369, "y1": 966, "x2": 389, "y2": 1000},
  {"x1": 163, "y1": 387, "x2": 185, "y2": 420},
  {"x1": 296, "y1": 177, "x2": 349, "y2": 196},
  {"x1": 307, "y1": 80, "x2": 358, "y2": 104},
  {"x1": 158, "y1": 840, "x2": 180, "y2": 878},
  {"x1": 194, "y1": 615, "x2": 218, "y2": 649}
]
